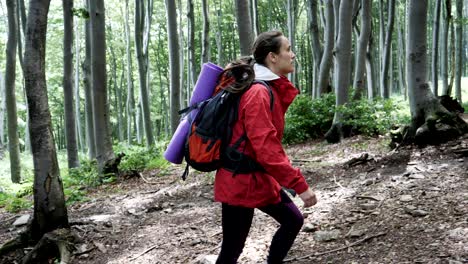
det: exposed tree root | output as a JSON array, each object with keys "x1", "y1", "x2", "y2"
[
  {"x1": 325, "y1": 123, "x2": 343, "y2": 143},
  {"x1": 0, "y1": 228, "x2": 77, "y2": 264},
  {"x1": 22, "y1": 228, "x2": 77, "y2": 264}
]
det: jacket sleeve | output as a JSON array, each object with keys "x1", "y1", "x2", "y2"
[{"x1": 240, "y1": 85, "x2": 309, "y2": 195}]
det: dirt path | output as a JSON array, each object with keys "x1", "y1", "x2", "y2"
[{"x1": 1, "y1": 135, "x2": 467, "y2": 264}]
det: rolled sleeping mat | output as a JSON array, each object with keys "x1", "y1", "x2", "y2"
[{"x1": 164, "y1": 62, "x2": 224, "y2": 164}]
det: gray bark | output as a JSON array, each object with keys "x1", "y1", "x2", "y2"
[
  {"x1": 124, "y1": 0, "x2": 136, "y2": 145},
  {"x1": 379, "y1": 0, "x2": 384, "y2": 73},
  {"x1": 63, "y1": 0, "x2": 79, "y2": 168},
  {"x1": 326, "y1": 0, "x2": 353, "y2": 143},
  {"x1": 165, "y1": 0, "x2": 181, "y2": 134},
  {"x1": 397, "y1": 12, "x2": 407, "y2": 98},
  {"x1": 252, "y1": 0, "x2": 259, "y2": 36},
  {"x1": 235, "y1": 0, "x2": 254, "y2": 56},
  {"x1": 455, "y1": 0, "x2": 463, "y2": 103},
  {"x1": 0, "y1": 73, "x2": 5, "y2": 146},
  {"x1": 287, "y1": 0, "x2": 296, "y2": 82},
  {"x1": 432, "y1": 0, "x2": 442, "y2": 96},
  {"x1": 318, "y1": 0, "x2": 334, "y2": 95},
  {"x1": 82, "y1": 0, "x2": 95, "y2": 159},
  {"x1": 380, "y1": 0, "x2": 395, "y2": 99},
  {"x1": 6, "y1": 0, "x2": 21, "y2": 183},
  {"x1": 353, "y1": 0, "x2": 372, "y2": 100},
  {"x1": 365, "y1": 35, "x2": 377, "y2": 99},
  {"x1": 215, "y1": 3, "x2": 223, "y2": 66},
  {"x1": 441, "y1": 0, "x2": 451, "y2": 95},
  {"x1": 135, "y1": 0, "x2": 154, "y2": 147},
  {"x1": 307, "y1": 0, "x2": 323, "y2": 93},
  {"x1": 187, "y1": 0, "x2": 196, "y2": 87},
  {"x1": 201, "y1": 0, "x2": 210, "y2": 64},
  {"x1": 24, "y1": 0, "x2": 69, "y2": 241},
  {"x1": 88, "y1": 0, "x2": 115, "y2": 171},
  {"x1": 74, "y1": 20, "x2": 83, "y2": 151}
]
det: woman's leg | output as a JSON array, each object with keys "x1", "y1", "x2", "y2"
[
  {"x1": 216, "y1": 203, "x2": 254, "y2": 264},
  {"x1": 259, "y1": 190, "x2": 304, "y2": 264}
]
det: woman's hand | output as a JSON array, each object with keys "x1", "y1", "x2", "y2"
[{"x1": 299, "y1": 188, "x2": 317, "y2": 207}]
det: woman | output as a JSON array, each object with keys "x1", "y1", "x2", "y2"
[{"x1": 214, "y1": 31, "x2": 317, "y2": 264}]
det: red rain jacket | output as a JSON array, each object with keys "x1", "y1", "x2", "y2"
[{"x1": 214, "y1": 76, "x2": 309, "y2": 208}]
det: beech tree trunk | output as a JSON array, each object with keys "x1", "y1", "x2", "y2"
[
  {"x1": 235, "y1": 0, "x2": 254, "y2": 56},
  {"x1": 6, "y1": 0, "x2": 21, "y2": 183},
  {"x1": 454, "y1": 0, "x2": 463, "y2": 103},
  {"x1": 0, "y1": 73, "x2": 5, "y2": 146},
  {"x1": 24, "y1": 0, "x2": 69, "y2": 242},
  {"x1": 165, "y1": 0, "x2": 181, "y2": 133},
  {"x1": 404, "y1": 0, "x2": 468, "y2": 146},
  {"x1": 318, "y1": 0, "x2": 334, "y2": 96},
  {"x1": 441, "y1": 0, "x2": 451, "y2": 95},
  {"x1": 326, "y1": 0, "x2": 353, "y2": 143},
  {"x1": 201, "y1": 0, "x2": 210, "y2": 64},
  {"x1": 187, "y1": 0, "x2": 196, "y2": 87},
  {"x1": 432, "y1": 0, "x2": 442, "y2": 96},
  {"x1": 353, "y1": 0, "x2": 372, "y2": 100},
  {"x1": 63, "y1": 0, "x2": 79, "y2": 168},
  {"x1": 124, "y1": 0, "x2": 136, "y2": 145},
  {"x1": 307, "y1": 0, "x2": 323, "y2": 94},
  {"x1": 380, "y1": 0, "x2": 395, "y2": 99},
  {"x1": 88, "y1": 0, "x2": 115, "y2": 172}
]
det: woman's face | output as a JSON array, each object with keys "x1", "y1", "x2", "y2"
[{"x1": 270, "y1": 36, "x2": 296, "y2": 76}]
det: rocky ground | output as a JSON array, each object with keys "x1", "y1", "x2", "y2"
[{"x1": 0, "y1": 133, "x2": 467, "y2": 264}]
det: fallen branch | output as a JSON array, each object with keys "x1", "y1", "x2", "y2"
[
  {"x1": 284, "y1": 232, "x2": 387, "y2": 262},
  {"x1": 343, "y1": 153, "x2": 371, "y2": 168},
  {"x1": 292, "y1": 159, "x2": 321, "y2": 163},
  {"x1": 138, "y1": 172, "x2": 161, "y2": 185},
  {"x1": 128, "y1": 244, "x2": 159, "y2": 262}
]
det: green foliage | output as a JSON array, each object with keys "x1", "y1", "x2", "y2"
[
  {"x1": 284, "y1": 93, "x2": 336, "y2": 144},
  {"x1": 114, "y1": 144, "x2": 169, "y2": 173},
  {"x1": 284, "y1": 94, "x2": 411, "y2": 145},
  {"x1": 339, "y1": 97, "x2": 410, "y2": 137},
  {"x1": 0, "y1": 191, "x2": 32, "y2": 213},
  {"x1": 462, "y1": 102, "x2": 468, "y2": 112},
  {"x1": 72, "y1": 8, "x2": 89, "y2": 19}
]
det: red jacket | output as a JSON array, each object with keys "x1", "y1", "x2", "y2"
[{"x1": 214, "y1": 76, "x2": 309, "y2": 208}]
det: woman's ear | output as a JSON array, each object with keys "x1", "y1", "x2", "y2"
[{"x1": 267, "y1": 51, "x2": 276, "y2": 64}]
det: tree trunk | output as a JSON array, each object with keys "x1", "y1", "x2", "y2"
[
  {"x1": 24, "y1": 0, "x2": 69, "y2": 242},
  {"x1": 6, "y1": 0, "x2": 21, "y2": 183},
  {"x1": 432, "y1": 0, "x2": 442, "y2": 96},
  {"x1": 380, "y1": 0, "x2": 395, "y2": 99},
  {"x1": 365, "y1": 34, "x2": 377, "y2": 99},
  {"x1": 318, "y1": 0, "x2": 334, "y2": 96},
  {"x1": 63, "y1": 0, "x2": 79, "y2": 168},
  {"x1": 455, "y1": 0, "x2": 463, "y2": 103},
  {"x1": 404, "y1": 0, "x2": 467, "y2": 146},
  {"x1": 135, "y1": 0, "x2": 154, "y2": 147},
  {"x1": 187, "y1": 0, "x2": 196, "y2": 87},
  {"x1": 124, "y1": 0, "x2": 136, "y2": 145},
  {"x1": 326, "y1": 0, "x2": 353, "y2": 143},
  {"x1": 379, "y1": 0, "x2": 384, "y2": 74},
  {"x1": 307, "y1": 0, "x2": 323, "y2": 93},
  {"x1": 82, "y1": 0, "x2": 95, "y2": 159},
  {"x1": 353, "y1": 0, "x2": 372, "y2": 100},
  {"x1": 165, "y1": 0, "x2": 181, "y2": 134},
  {"x1": 74, "y1": 21, "x2": 84, "y2": 152},
  {"x1": 252, "y1": 0, "x2": 259, "y2": 36},
  {"x1": 215, "y1": 3, "x2": 223, "y2": 66},
  {"x1": 88, "y1": 0, "x2": 115, "y2": 172},
  {"x1": 287, "y1": 0, "x2": 296, "y2": 82},
  {"x1": 0, "y1": 73, "x2": 5, "y2": 146},
  {"x1": 441, "y1": 0, "x2": 451, "y2": 95},
  {"x1": 201, "y1": 0, "x2": 210, "y2": 64},
  {"x1": 235, "y1": 0, "x2": 254, "y2": 56}
]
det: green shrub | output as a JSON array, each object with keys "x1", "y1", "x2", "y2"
[
  {"x1": 0, "y1": 192, "x2": 32, "y2": 213},
  {"x1": 283, "y1": 94, "x2": 410, "y2": 144},
  {"x1": 115, "y1": 144, "x2": 168, "y2": 173},
  {"x1": 284, "y1": 93, "x2": 335, "y2": 144},
  {"x1": 462, "y1": 101, "x2": 468, "y2": 112}
]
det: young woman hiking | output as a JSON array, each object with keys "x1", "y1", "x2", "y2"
[{"x1": 214, "y1": 30, "x2": 317, "y2": 264}]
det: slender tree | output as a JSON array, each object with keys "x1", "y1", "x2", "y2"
[
  {"x1": 432, "y1": 0, "x2": 442, "y2": 96},
  {"x1": 353, "y1": 0, "x2": 372, "y2": 100},
  {"x1": 165, "y1": 0, "x2": 181, "y2": 133},
  {"x1": 23, "y1": 0, "x2": 69, "y2": 244},
  {"x1": 307, "y1": 0, "x2": 323, "y2": 95},
  {"x1": 88, "y1": 0, "x2": 115, "y2": 172},
  {"x1": 124, "y1": 0, "x2": 136, "y2": 145},
  {"x1": 380, "y1": 0, "x2": 395, "y2": 98},
  {"x1": 404, "y1": 0, "x2": 467, "y2": 145},
  {"x1": 63, "y1": 0, "x2": 79, "y2": 168},
  {"x1": 235, "y1": 0, "x2": 254, "y2": 56},
  {"x1": 0, "y1": 73, "x2": 5, "y2": 146},
  {"x1": 326, "y1": 0, "x2": 353, "y2": 143},
  {"x1": 318, "y1": 0, "x2": 334, "y2": 96},
  {"x1": 201, "y1": 0, "x2": 210, "y2": 64},
  {"x1": 135, "y1": 0, "x2": 154, "y2": 147},
  {"x1": 5, "y1": 0, "x2": 21, "y2": 183},
  {"x1": 187, "y1": 0, "x2": 196, "y2": 87},
  {"x1": 454, "y1": 0, "x2": 463, "y2": 103},
  {"x1": 441, "y1": 0, "x2": 451, "y2": 95},
  {"x1": 74, "y1": 19, "x2": 84, "y2": 151}
]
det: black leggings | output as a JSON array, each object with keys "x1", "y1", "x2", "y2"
[{"x1": 216, "y1": 191, "x2": 304, "y2": 264}]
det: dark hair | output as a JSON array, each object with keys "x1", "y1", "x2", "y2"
[
  {"x1": 251, "y1": 30, "x2": 284, "y2": 65},
  {"x1": 219, "y1": 56, "x2": 255, "y2": 94}
]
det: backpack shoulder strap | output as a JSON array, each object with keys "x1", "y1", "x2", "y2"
[{"x1": 252, "y1": 80, "x2": 274, "y2": 112}]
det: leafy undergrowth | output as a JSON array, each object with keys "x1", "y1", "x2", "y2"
[{"x1": 0, "y1": 135, "x2": 467, "y2": 264}]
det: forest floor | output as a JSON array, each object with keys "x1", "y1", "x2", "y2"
[{"x1": 1, "y1": 123, "x2": 468, "y2": 263}]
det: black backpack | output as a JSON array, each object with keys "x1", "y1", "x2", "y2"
[{"x1": 179, "y1": 81, "x2": 274, "y2": 180}]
